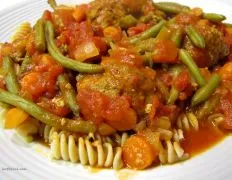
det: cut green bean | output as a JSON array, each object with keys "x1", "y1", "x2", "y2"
[
  {"x1": 167, "y1": 86, "x2": 180, "y2": 105},
  {"x1": 3, "y1": 56, "x2": 19, "y2": 94},
  {"x1": 0, "y1": 88, "x2": 96, "y2": 133},
  {"x1": 179, "y1": 49, "x2": 206, "y2": 87},
  {"x1": 171, "y1": 28, "x2": 183, "y2": 47},
  {"x1": 35, "y1": 19, "x2": 46, "y2": 52},
  {"x1": 191, "y1": 74, "x2": 220, "y2": 107},
  {"x1": 154, "y1": 2, "x2": 190, "y2": 14},
  {"x1": 47, "y1": 0, "x2": 57, "y2": 9},
  {"x1": 45, "y1": 21, "x2": 104, "y2": 73},
  {"x1": 20, "y1": 56, "x2": 32, "y2": 74},
  {"x1": 136, "y1": 38, "x2": 156, "y2": 53},
  {"x1": 185, "y1": 25, "x2": 205, "y2": 48},
  {"x1": 129, "y1": 20, "x2": 166, "y2": 44},
  {"x1": 119, "y1": 15, "x2": 137, "y2": 29},
  {"x1": 58, "y1": 74, "x2": 80, "y2": 117},
  {"x1": 203, "y1": 13, "x2": 226, "y2": 23}
]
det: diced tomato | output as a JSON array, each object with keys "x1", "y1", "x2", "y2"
[
  {"x1": 52, "y1": 8, "x2": 75, "y2": 31},
  {"x1": 37, "y1": 97, "x2": 70, "y2": 117},
  {"x1": 127, "y1": 23, "x2": 150, "y2": 37},
  {"x1": 152, "y1": 40, "x2": 179, "y2": 63},
  {"x1": 21, "y1": 72, "x2": 46, "y2": 100},
  {"x1": 21, "y1": 54, "x2": 63, "y2": 100},
  {"x1": 104, "y1": 96, "x2": 137, "y2": 131},
  {"x1": 34, "y1": 54, "x2": 64, "y2": 76},
  {"x1": 219, "y1": 91, "x2": 232, "y2": 129},
  {"x1": 42, "y1": 10, "x2": 52, "y2": 21},
  {"x1": 77, "y1": 88, "x2": 109, "y2": 125},
  {"x1": 92, "y1": 37, "x2": 107, "y2": 53},
  {"x1": 109, "y1": 47, "x2": 143, "y2": 67},
  {"x1": 77, "y1": 88, "x2": 137, "y2": 130},
  {"x1": 174, "y1": 70, "x2": 191, "y2": 91},
  {"x1": 175, "y1": 13, "x2": 200, "y2": 25}
]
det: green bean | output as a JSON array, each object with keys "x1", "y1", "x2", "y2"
[
  {"x1": 171, "y1": 28, "x2": 183, "y2": 48},
  {"x1": 191, "y1": 74, "x2": 220, "y2": 107},
  {"x1": 45, "y1": 21, "x2": 104, "y2": 73},
  {"x1": 129, "y1": 20, "x2": 166, "y2": 44},
  {"x1": 20, "y1": 56, "x2": 32, "y2": 74},
  {"x1": 35, "y1": 19, "x2": 46, "y2": 52},
  {"x1": 179, "y1": 49, "x2": 206, "y2": 87},
  {"x1": 203, "y1": 13, "x2": 226, "y2": 23},
  {"x1": 0, "y1": 88, "x2": 96, "y2": 133},
  {"x1": 166, "y1": 65, "x2": 183, "y2": 105},
  {"x1": 156, "y1": 78, "x2": 169, "y2": 101},
  {"x1": 119, "y1": 15, "x2": 137, "y2": 29},
  {"x1": 3, "y1": 56, "x2": 19, "y2": 94},
  {"x1": 196, "y1": 94, "x2": 220, "y2": 120},
  {"x1": 167, "y1": 87, "x2": 180, "y2": 105},
  {"x1": 185, "y1": 25, "x2": 205, "y2": 48},
  {"x1": 47, "y1": 0, "x2": 57, "y2": 9},
  {"x1": 58, "y1": 74, "x2": 80, "y2": 117},
  {"x1": 136, "y1": 38, "x2": 156, "y2": 53},
  {"x1": 154, "y1": 2, "x2": 190, "y2": 14}
]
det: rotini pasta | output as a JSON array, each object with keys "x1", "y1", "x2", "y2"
[
  {"x1": 159, "y1": 140, "x2": 189, "y2": 164},
  {"x1": 10, "y1": 22, "x2": 32, "y2": 42},
  {"x1": 50, "y1": 131, "x2": 124, "y2": 169},
  {"x1": 177, "y1": 112, "x2": 199, "y2": 131}
]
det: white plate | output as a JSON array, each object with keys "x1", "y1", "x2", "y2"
[{"x1": 0, "y1": 0, "x2": 232, "y2": 179}]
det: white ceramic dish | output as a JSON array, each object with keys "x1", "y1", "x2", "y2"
[{"x1": 0, "y1": 0, "x2": 232, "y2": 179}]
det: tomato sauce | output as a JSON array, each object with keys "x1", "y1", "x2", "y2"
[{"x1": 181, "y1": 122, "x2": 226, "y2": 155}]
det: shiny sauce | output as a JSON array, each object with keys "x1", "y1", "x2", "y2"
[{"x1": 181, "y1": 122, "x2": 226, "y2": 155}]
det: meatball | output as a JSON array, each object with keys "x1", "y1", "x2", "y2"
[
  {"x1": 184, "y1": 23, "x2": 230, "y2": 67},
  {"x1": 87, "y1": 0, "x2": 128, "y2": 28}
]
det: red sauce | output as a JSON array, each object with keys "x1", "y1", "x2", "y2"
[{"x1": 181, "y1": 122, "x2": 226, "y2": 155}]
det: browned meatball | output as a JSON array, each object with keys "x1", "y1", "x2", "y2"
[{"x1": 184, "y1": 23, "x2": 229, "y2": 68}]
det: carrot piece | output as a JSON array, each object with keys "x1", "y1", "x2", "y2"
[
  {"x1": 152, "y1": 40, "x2": 179, "y2": 63},
  {"x1": 103, "y1": 26, "x2": 122, "y2": 41},
  {"x1": 122, "y1": 135, "x2": 157, "y2": 170},
  {"x1": 72, "y1": 5, "x2": 86, "y2": 22},
  {"x1": 4, "y1": 108, "x2": 29, "y2": 129}
]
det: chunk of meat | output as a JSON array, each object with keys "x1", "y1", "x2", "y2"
[
  {"x1": 183, "y1": 23, "x2": 230, "y2": 68},
  {"x1": 87, "y1": 0, "x2": 128, "y2": 28}
]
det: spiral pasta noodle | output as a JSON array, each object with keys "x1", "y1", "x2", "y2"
[
  {"x1": 177, "y1": 112, "x2": 199, "y2": 131},
  {"x1": 50, "y1": 131, "x2": 124, "y2": 169},
  {"x1": 158, "y1": 139, "x2": 189, "y2": 164},
  {"x1": 11, "y1": 22, "x2": 32, "y2": 42}
]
